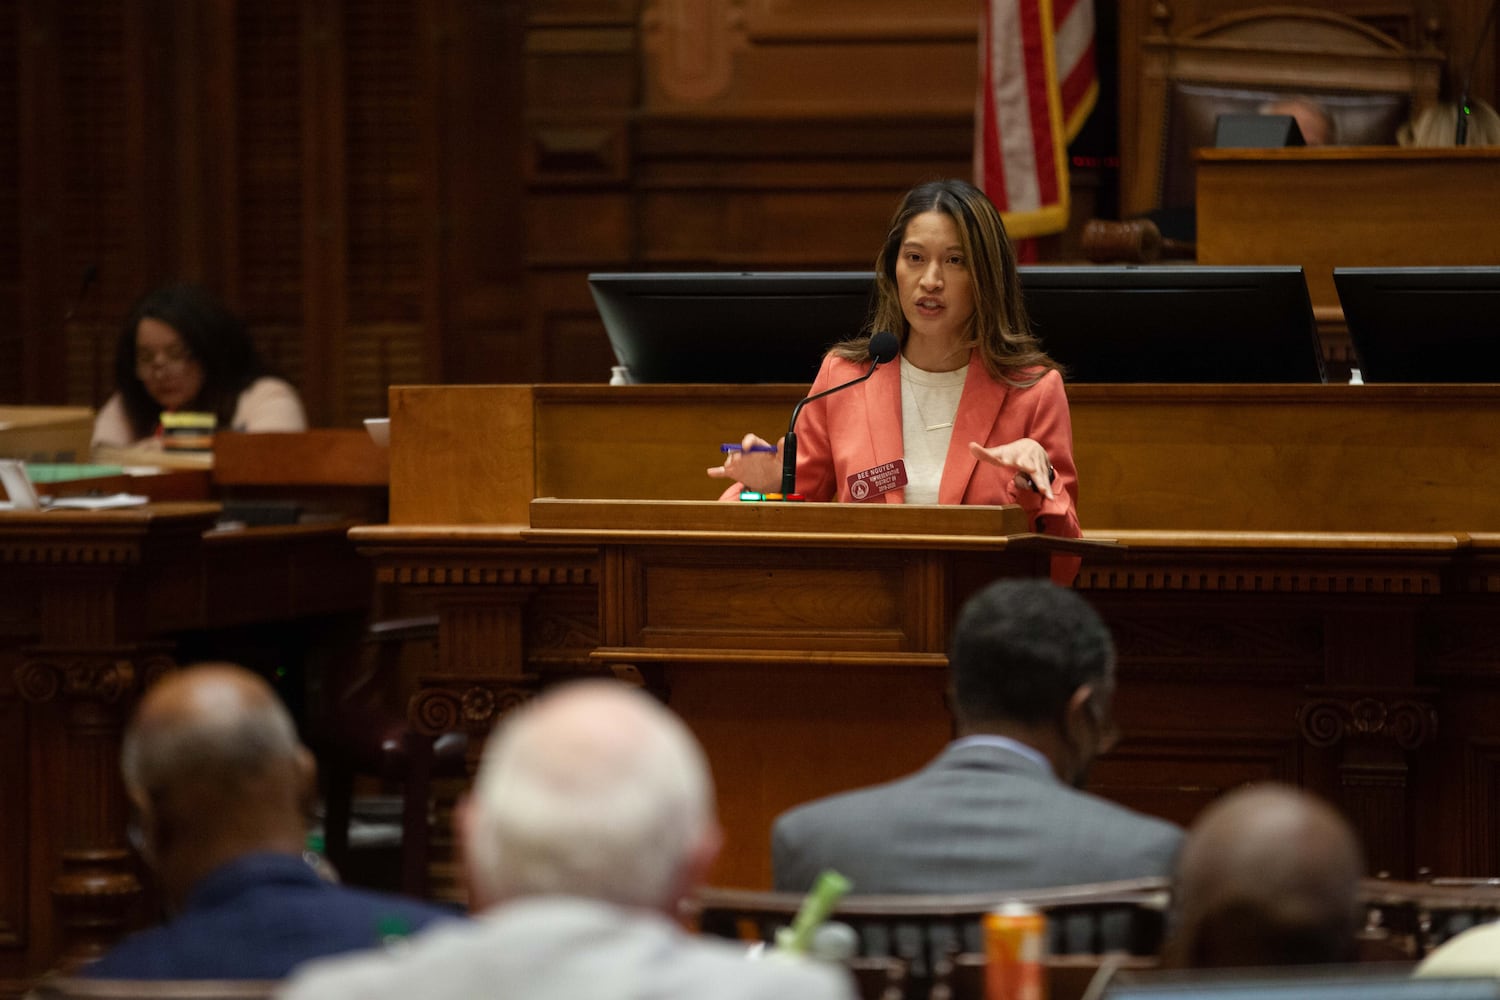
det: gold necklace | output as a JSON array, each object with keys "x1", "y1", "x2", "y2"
[{"x1": 903, "y1": 366, "x2": 959, "y2": 432}]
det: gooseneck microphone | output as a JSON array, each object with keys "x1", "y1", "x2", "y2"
[
  {"x1": 1456, "y1": 0, "x2": 1500, "y2": 145},
  {"x1": 780, "y1": 330, "x2": 900, "y2": 496}
]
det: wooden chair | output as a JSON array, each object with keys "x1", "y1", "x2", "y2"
[
  {"x1": 1358, "y1": 877, "x2": 1500, "y2": 959},
  {"x1": 1121, "y1": 6, "x2": 1444, "y2": 217},
  {"x1": 929, "y1": 952, "x2": 1160, "y2": 1000},
  {"x1": 27, "y1": 980, "x2": 277, "y2": 1000},
  {"x1": 318, "y1": 614, "x2": 470, "y2": 899},
  {"x1": 695, "y1": 878, "x2": 1170, "y2": 995},
  {"x1": 846, "y1": 957, "x2": 909, "y2": 1000}
]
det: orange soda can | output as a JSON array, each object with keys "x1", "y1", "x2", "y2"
[{"x1": 983, "y1": 900, "x2": 1047, "y2": 1000}]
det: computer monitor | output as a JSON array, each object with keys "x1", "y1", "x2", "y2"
[
  {"x1": 587, "y1": 271, "x2": 877, "y2": 384},
  {"x1": 1333, "y1": 267, "x2": 1500, "y2": 382},
  {"x1": 1018, "y1": 265, "x2": 1325, "y2": 383},
  {"x1": 1106, "y1": 970, "x2": 1500, "y2": 1000},
  {"x1": 1215, "y1": 113, "x2": 1306, "y2": 148}
]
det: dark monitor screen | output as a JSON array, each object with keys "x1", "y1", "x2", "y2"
[
  {"x1": 587, "y1": 271, "x2": 876, "y2": 384},
  {"x1": 1333, "y1": 267, "x2": 1500, "y2": 382},
  {"x1": 1018, "y1": 265, "x2": 1325, "y2": 383},
  {"x1": 1215, "y1": 112, "x2": 1306, "y2": 148},
  {"x1": 1107, "y1": 971, "x2": 1500, "y2": 1000}
]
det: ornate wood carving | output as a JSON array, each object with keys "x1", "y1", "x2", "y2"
[
  {"x1": 16, "y1": 658, "x2": 135, "y2": 706},
  {"x1": 1299, "y1": 688, "x2": 1437, "y2": 873},
  {"x1": 409, "y1": 679, "x2": 535, "y2": 736},
  {"x1": 1079, "y1": 564, "x2": 1445, "y2": 595},
  {"x1": 1298, "y1": 693, "x2": 1438, "y2": 751},
  {"x1": 1107, "y1": 614, "x2": 1323, "y2": 681},
  {"x1": 642, "y1": 0, "x2": 743, "y2": 103},
  {"x1": 1462, "y1": 743, "x2": 1500, "y2": 876},
  {"x1": 1419, "y1": 614, "x2": 1500, "y2": 678},
  {"x1": 0, "y1": 692, "x2": 22, "y2": 951}
]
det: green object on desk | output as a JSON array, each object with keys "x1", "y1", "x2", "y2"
[
  {"x1": 775, "y1": 869, "x2": 852, "y2": 955},
  {"x1": 25, "y1": 463, "x2": 126, "y2": 484}
]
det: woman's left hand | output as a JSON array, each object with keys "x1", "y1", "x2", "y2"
[{"x1": 969, "y1": 438, "x2": 1055, "y2": 500}]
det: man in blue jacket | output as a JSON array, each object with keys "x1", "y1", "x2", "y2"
[{"x1": 82, "y1": 662, "x2": 458, "y2": 979}]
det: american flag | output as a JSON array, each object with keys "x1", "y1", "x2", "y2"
[{"x1": 975, "y1": 0, "x2": 1098, "y2": 239}]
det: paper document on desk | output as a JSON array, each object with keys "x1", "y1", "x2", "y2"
[{"x1": 44, "y1": 493, "x2": 149, "y2": 510}]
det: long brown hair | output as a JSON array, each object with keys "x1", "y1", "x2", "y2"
[{"x1": 834, "y1": 178, "x2": 1059, "y2": 387}]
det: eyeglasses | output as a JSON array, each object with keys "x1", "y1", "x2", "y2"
[{"x1": 135, "y1": 347, "x2": 194, "y2": 376}]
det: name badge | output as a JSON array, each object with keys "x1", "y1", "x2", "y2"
[{"x1": 847, "y1": 459, "x2": 908, "y2": 502}]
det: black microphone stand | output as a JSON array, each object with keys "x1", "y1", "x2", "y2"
[{"x1": 780, "y1": 332, "x2": 899, "y2": 496}]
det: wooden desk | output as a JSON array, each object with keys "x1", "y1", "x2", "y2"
[
  {"x1": 0, "y1": 505, "x2": 373, "y2": 993},
  {"x1": 356, "y1": 383, "x2": 1500, "y2": 891},
  {"x1": 1195, "y1": 147, "x2": 1500, "y2": 371}
]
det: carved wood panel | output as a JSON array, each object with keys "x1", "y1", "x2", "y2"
[
  {"x1": 0, "y1": 0, "x2": 18, "y2": 403},
  {"x1": 0, "y1": 679, "x2": 23, "y2": 951}
]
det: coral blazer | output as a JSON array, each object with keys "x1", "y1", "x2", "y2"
[{"x1": 724, "y1": 348, "x2": 1082, "y2": 583}]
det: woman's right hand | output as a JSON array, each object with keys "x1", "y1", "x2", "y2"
[{"x1": 707, "y1": 432, "x2": 784, "y2": 493}]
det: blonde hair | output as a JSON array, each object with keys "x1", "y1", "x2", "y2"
[{"x1": 1398, "y1": 99, "x2": 1500, "y2": 147}]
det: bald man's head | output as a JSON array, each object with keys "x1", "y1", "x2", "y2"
[
  {"x1": 1169, "y1": 784, "x2": 1364, "y2": 969},
  {"x1": 123, "y1": 663, "x2": 314, "y2": 905},
  {"x1": 463, "y1": 681, "x2": 719, "y2": 915},
  {"x1": 1260, "y1": 98, "x2": 1335, "y2": 146}
]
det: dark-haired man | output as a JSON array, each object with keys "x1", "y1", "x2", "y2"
[{"x1": 772, "y1": 579, "x2": 1181, "y2": 893}]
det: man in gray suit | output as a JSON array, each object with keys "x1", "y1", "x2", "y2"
[
  {"x1": 284, "y1": 681, "x2": 854, "y2": 1000},
  {"x1": 773, "y1": 579, "x2": 1182, "y2": 894}
]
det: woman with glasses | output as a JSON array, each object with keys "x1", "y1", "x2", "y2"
[{"x1": 92, "y1": 284, "x2": 306, "y2": 450}]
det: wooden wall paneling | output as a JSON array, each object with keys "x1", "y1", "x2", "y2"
[
  {"x1": 528, "y1": 269, "x2": 621, "y2": 384},
  {"x1": 66, "y1": 2, "x2": 158, "y2": 412},
  {"x1": 416, "y1": 3, "x2": 446, "y2": 394},
  {"x1": 524, "y1": 5, "x2": 640, "y2": 382},
  {"x1": 1447, "y1": 0, "x2": 1496, "y2": 99},
  {"x1": 0, "y1": 1, "x2": 20, "y2": 402},
  {"x1": 425, "y1": 0, "x2": 528, "y2": 387},
  {"x1": 234, "y1": 0, "x2": 309, "y2": 397},
  {"x1": 1087, "y1": 734, "x2": 1302, "y2": 829},
  {"x1": 340, "y1": 0, "x2": 429, "y2": 426},
  {"x1": 18, "y1": 0, "x2": 69, "y2": 405},
  {"x1": 300, "y1": 0, "x2": 347, "y2": 428},
  {"x1": 0, "y1": 652, "x2": 25, "y2": 965},
  {"x1": 171, "y1": 1, "x2": 237, "y2": 296}
]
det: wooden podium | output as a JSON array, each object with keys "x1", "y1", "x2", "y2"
[
  {"x1": 359, "y1": 491, "x2": 1096, "y2": 889},
  {"x1": 354, "y1": 382, "x2": 1500, "y2": 891}
]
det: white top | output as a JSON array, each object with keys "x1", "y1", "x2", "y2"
[
  {"x1": 900, "y1": 361, "x2": 967, "y2": 504},
  {"x1": 91, "y1": 376, "x2": 308, "y2": 449},
  {"x1": 1415, "y1": 920, "x2": 1500, "y2": 977},
  {"x1": 282, "y1": 896, "x2": 856, "y2": 1000}
]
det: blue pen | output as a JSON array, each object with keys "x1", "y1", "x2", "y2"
[{"x1": 720, "y1": 443, "x2": 778, "y2": 453}]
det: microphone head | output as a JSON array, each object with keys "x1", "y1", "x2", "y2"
[{"x1": 868, "y1": 330, "x2": 899, "y2": 364}]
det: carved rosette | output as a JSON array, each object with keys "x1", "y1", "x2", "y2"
[
  {"x1": 410, "y1": 682, "x2": 535, "y2": 735},
  {"x1": 642, "y1": 0, "x2": 745, "y2": 103},
  {"x1": 18, "y1": 658, "x2": 133, "y2": 704},
  {"x1": 16, "y1": 652, "x2": 176, "y2": 705},
  {"x1": 1298, "y1": 696, "x2": 1438, "y2": 751}
]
